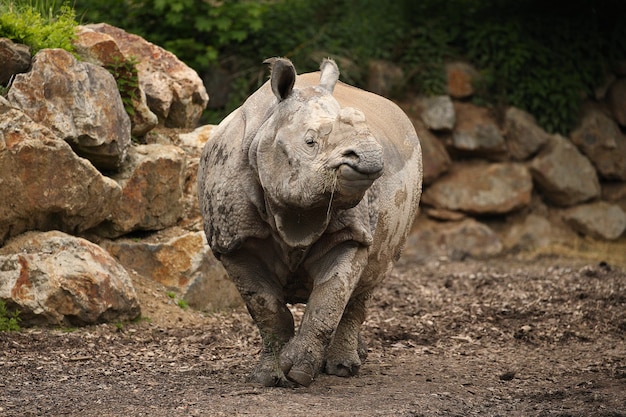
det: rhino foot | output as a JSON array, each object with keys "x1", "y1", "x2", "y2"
[
  {"x1": 324, "y1": 333, "x2": 368, "y2": 377},
  {"x1": 324, "y1": 351, "x2": 362, "y2": 377},
  {"x1": 279, "y1": 338, "x2": 324, "y2": 387},
  {"x1": 250, "y1": 355, "x2": 296, "y2": 388}
]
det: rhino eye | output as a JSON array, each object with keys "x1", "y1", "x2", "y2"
[{"x1": 304, "y1": 132, "x2": 317, "y2": 147}]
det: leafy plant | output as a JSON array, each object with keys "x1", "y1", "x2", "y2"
[
  {"x1": 177, "y1": 299, "x2": 189, "y2": 310},
  {"x1": 104, "y1": 55, "x2": 140, "y2": 117},
  {"x1": 74, "y1": 0, "x2": 626, "y2": 135},
  {"x1": 74, "y1": 0, "x2": 266, "y2": 70},
  {"x1": 0, "y1": 0, "x2": 78, "y2": 54},
  {"x1": 0, "y1": 300, "x2": 21, "y2": 332}
]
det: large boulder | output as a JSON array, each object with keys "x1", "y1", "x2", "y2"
[
  {"x1": 570, "y1": 108, "x2": 626, "y2": 180},
  {"x1": 73, "y1": 26, "x2": 159, "y2": 137},
  {"x1": 411, "y1": 120, "x2": 452, "y2": 185},
  {"x1": 177, "y1": 125, "x2": 215, "y2": 223},
  {"x1": 0, "y1": 98, "x2": 121, "y2": 246},
  {"x1": 101, "y1": 229, "x2": 241, "y2": 311},
  {"x1": 602, "y1": 182, "x2": 626, "y2": 213},
  {"x1": 405, "y1": 217, "x2": 503, "y2": 262},
  {"x1": 504, "y1": 107, "x2": 550, "y2": 161},
  {"x1": 86, "y1": 23, "x2": 209, "y2": 128},
  {"x1": 607, "y1": 78, "x2": 626, "y2": 127},
  {"x1": 0, "y1": 38, "x2": 30, "y2": 85},
  {"x1": 529, "y1": 135, "x2": 601, "y2": 207},
  {"x1": 422, "y1": 162, "x2": 532, "y2": 215},
  {"x1": 419, "y1": 95, "x2": 456, "y2": 131},
  {"x1": 445, "y1": 61, "x2": 479, "y2": 99},
  {"x1": 91, "y1": 144, "x2": 186, "y2": 238},
  {"x1": 0, "y1": 231, "x2": 140, "y2": 326},
  {"x1": 562, "y1": 201, "x2": 626, "y2": 240},
  {"x1": 7, "y1": 48, "x2": 131, "y2": 170},
  {"x1": 366, "y1": 59, "x2": 404, "y2": 97},
  {"x1": 502, "y1": 213, "x2": 574, "y2": 252},
  {"x1": 452, "y1": 102, "x2": 507, "y2": 159}
]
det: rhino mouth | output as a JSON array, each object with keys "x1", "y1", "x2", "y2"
[{"x1": 336, "y1": 164, "x2": 382, "y2": 195}]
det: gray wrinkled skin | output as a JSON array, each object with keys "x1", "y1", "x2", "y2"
[{"x1": 198, "y1": 58, "x2": 422, "y2": 387}]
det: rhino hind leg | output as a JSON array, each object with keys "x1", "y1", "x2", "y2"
[{"x1": 324, "y1": 291, "x2": 369, "y2": 377}]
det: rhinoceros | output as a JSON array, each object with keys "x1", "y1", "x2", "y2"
[{"x1": 197, "y1": 58, "x2": 422, "y2": 387}]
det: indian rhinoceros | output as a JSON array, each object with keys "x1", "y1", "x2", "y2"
[{"x1": 197, "y1": 58, "x2": 422, "y2": 387}]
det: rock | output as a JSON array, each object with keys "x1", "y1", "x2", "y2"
[
  {"x1": 178, "y1": 124, "x2": 213, "y2": 149},
  {"x1": 421, "y1": 162, "x2": 532, "y2": 215},
  {"x1": 101, "y1": 229, "x2": 242, "y2": 311},
  {"x1": 420, "y1": 95, "x2": 456, "y2": 131},
  {"x1": 0, "y1": 38, "x2": 31, "y2": 85},
  {"x1": 7, "y1": 48, "x2": 131, "y2": 170},
  {"x1": 503, "y1": 213, "x2": 573, "y2": 252},
  {"x1": 73, "y1": 26, "x2": 159, "y2": 137},
  {"x1": 452, "y1": 102, "x2": 507, "y2": 159},
  {"x1": 0, "y1": 98, "x2": 121, "y2": 246},
  {"x1": 405, "y1": 217, "x2": 503, "y2": 262},
  {"x1": 86, "y1": 23, "x2": 209, "y2": 128},
  {"x1": 0, "y1": 231, "x2": 140, "y2": 326},
  {"x1": 570, "y1": 108, "x2": 626, "y2": 180},
  {"x1": 529, "y1": 135, "x2": 601, "y2": 206},
  {"x1": 445, "y1": 61, "x2": 479, "y2": 99},
  {"x1": 411, "y1": 121, "x2": 452, "y2": 185},
  {"x1": 562, "y1": 201, "x2": 626, "y2": 240},
  {"x1": 602, "y1": 182, "x2": 626, "y2": 212},
  {"x1": 91, "y1": 144, "x2": 186, "y2": 238},
  {"x1": 607, "y1": 78, "x2": 626, "y2": 127},
  {"x1": 423, "y1": 207, "x2": 466, "y2": 221},
  {"x1": 504, "y1": 107, "x2": 550, "y2": 160},
  {"x1": 366, "y1": 59, "x2": 404, "y2": 97},
  {"x1": 177, "y1": 125, "x2": 214, "y2": 224},
  {"x1": 594, "y1": 73, "x2": 616, "y2": 100}
]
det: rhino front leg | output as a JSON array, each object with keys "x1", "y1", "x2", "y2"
[
  {"x1": 280, "y1": 242, "x2": 368, "y2": 386},
  {"x1": 220, "y1": 251, "x2": 295, "y2": 387},
  {"x1": 324, "y1": 290, "x2": 369, "y2": 377}
]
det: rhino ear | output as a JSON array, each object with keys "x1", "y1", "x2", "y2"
[
  {"x1": 264, "y1": 57, "x2": 296, "y2": 101},
  {"x1": 319, "y1": 58, "x2": 340, "y2": 93}
]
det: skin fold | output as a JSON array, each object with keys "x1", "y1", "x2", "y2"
[{"x1": 198, "y1": 58, "x2": 422, "y2": 387}]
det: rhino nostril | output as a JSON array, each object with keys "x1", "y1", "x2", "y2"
[{"x1": 342, "y1": 150, "x2": 360, "y2": 163}]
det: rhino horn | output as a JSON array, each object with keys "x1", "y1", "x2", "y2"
[
  {"x1": 264, "y1": 57, "x2": 296, "y2": 101},
  {"x1": 319, "y1": 58, "x2": 340, "y2": 93}
]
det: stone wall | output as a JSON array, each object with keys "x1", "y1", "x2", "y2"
[
  {"x1": 385, "y1": 60, "x2": 626, "y2": 261},
  {"x1": 1, "y1": 25, "x2": 625, "y2": 325},
  {"x1": 0, "y1": 26, "x2": 236, "y2": 326}
]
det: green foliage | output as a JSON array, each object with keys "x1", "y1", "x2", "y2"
[
  {"x1": 177, "y1": 299, "x2": 189, "y2": 310},
  {"x1": 0, "y1": 300, "x2": 21, "y2": 332},
  {"x1": 0, "y1": 0, "x2": 78, "y2": 53},
  {"x1": 73, "y1": 0, "x2": 625, "y2": 135},
  {"x1": 75, "y1": 0, "x2": 265, "y2": 70},
  {"x1": 456, "y1": 0, "x2": 623, "y2": 134},
  {"x1": 104, "y1": 55, "x2": 140, "y2": 117}
]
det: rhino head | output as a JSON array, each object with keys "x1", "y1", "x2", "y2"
[{"x1": 248, "y1": 58, "x2": 384, "y2": 247}]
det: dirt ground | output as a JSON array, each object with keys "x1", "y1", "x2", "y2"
[{"x1": 1, "y1": 250, "x2": 625, "y2": 417}]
